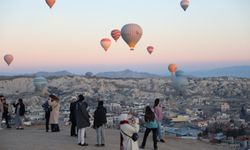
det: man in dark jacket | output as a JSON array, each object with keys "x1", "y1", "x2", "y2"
[
  {"x1": 93, "y1": 101, "x2": 107, "y2": 147},
  {"x1": 69, "y1": 97, "x2": 77, "y2": 136},
  {"x1": 42, "y1": 99, "x2": 51, "y2": 132},
  {"x1": 75, "y1": 95, "x2": 90, "y2": 146},
  {"x1": 2, "y1": 97, "x2": 11, "y2": 128}
]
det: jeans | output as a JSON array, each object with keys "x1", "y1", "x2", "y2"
[
  {"x1": 156, "y1": 121, "x2": 162, "y2": 140},
  {"x1": 141, "y1": 128, "x2": 157, "y2": 149},
  {"x1": 96, "y1": 125, "x2": 105, "y2": 145},
  {"x1": 70, "y1": 120, "x2": 77, "y2": 136},
  {"x1": 45, "y1": 111, "x2": 50, "y2": 132},
  {"x1": 78, "y1": 128, "x2": 86, "y2": 144}
]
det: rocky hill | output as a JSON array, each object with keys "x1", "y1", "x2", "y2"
[{"x1": 0, "y1": 76, "x2": 249, "y2": 107}]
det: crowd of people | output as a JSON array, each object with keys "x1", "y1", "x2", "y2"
[
  {"x1": 1, "y1": 94, "x2": 165, "y2": 150},
  {"x1": 0, "y1": 95, "x2": 26, "y2": 130}
]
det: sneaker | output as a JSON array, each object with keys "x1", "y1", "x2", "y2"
[
  {"x1": 160, "y1": 139, "x2": 165, "y2": 143},
  {"x1": 82, "y1": 143, "x2": 88, "y2": 146},
  {"x1": 101, "y1": 144, "x2": 105, "y2": 147}
]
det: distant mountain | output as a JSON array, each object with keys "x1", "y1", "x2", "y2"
[
  {"x1": 95, "y1": 69, "x2": 162, "y2": 78},
  {"x1": 189, "y1": 66, "x2": 250, "y2": 78},
  {"x1": 34, "y1": 71, "x2": 74, "y2": 77}
]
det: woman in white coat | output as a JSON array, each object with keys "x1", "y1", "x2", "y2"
[{"x1": 119, "y1": 114, "x2": 139, "y2": 150}]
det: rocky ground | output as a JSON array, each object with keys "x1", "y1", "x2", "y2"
[{"x1": 0, "y1": 125, "x2": 222, "y2": 150}]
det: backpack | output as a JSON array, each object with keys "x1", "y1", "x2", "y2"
[{"x1": 121, "y1": 129, "x2": 139, "y2": 142}]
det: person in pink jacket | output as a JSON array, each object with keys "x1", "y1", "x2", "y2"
[{"x1": 153, "y1": 98, "x2": 165, "y2": 143}]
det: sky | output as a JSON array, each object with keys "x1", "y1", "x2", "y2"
[{"x1": 0, "y1": 0, "x2": 250, "y2": 75}]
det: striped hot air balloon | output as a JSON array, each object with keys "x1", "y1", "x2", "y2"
[
  {"x1": 180, "y1": 0, "x2": 189, "y2": 11},
  {"x1": 4, "y1": 54, "x2": 14, "y2": 66},
  {"x1": 121, "y1": 23, "x2": 143, "y2": 50},
  {"x1": 46, "y1": 0, "x2": 56, "y2": 8},
  {"x1": 100, "y1": 38, "x2": 111, "y2": 52},
  {"x1": 147, "y1": 46, "x2": 154, "y2": 54},
  {"x1": 111, "y1": 29, "x2": 121, "y2": 42}
]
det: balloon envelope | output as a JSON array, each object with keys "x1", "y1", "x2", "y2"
[
  {"x1": 111, "y1": 29, "x2": 121, "y2": 42},
  {"x1": 100, "y1": 38, "x2": 111, "y2": 51},
  {"x1": 147, "y1": 46, "x2": 154, "y2": 54},
  {"x1": 172, "y1": 76, "x2": 188, "y2": 92},
  {"x1": 180, "y1": 0, "x2": 189, "y2": 11},
  {"x1": 46, "y1": 0, "x2": 56, "y2": 8},
  {"x1": 121, "y1": 23, "x2": 143, "y2": 50},
  {"x1": 168, "y1": 64, "x2": 177, "y2": 73},
  {"x1": 175, "y1": 70, "x2": 185, "y2": 77},
  {"x1": 33, "y1": 76, "x2": 48, "y2": 91},
  {"x1": 4, "y1": 54, "x2": 14, "y2": 66}
]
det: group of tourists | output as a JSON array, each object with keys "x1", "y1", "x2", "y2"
[
  {"x1": 68, "y1": 94, "x2": 107, "y2": 147},
  {"x1": 0, "y1": 95, "x2": 26, "y2": 130}
]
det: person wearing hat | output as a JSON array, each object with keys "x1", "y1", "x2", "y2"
[{"x1": 119, "y1": 113, "x2": 139, "y2": 150}]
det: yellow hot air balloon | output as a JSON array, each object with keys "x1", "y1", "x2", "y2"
[
  {"x1": 121, "y1": 23, "x2": 143, "y2": 50},
  {"x1": 100, "y1": 38, "x2": 111, "y2": 52},
  {"x1": 4, "y1": 54, "x2": 14, "y2": 66},
  {"x1": 46, "y1": 0, "x2": 56, "y2": 8}
]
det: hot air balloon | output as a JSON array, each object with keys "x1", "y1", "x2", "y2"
[
  {"x1": 4, "y1": 54, "x2": 14, "y2": 66},
  {"x1": 33, "y1": 76, "x2": 48, "y2": 91},
  {"x1": 147, "y1": 46, "x2": 154, "y2": 54},
  {"x1": 46, "y1": 0, "x2": 56, "y2": 8},
  {"x1": 168, "y1": 64, "x2": 177, "y2": 77},
  {"x1": 121, "y1": 23, "x2": 143, "y2": 50},
  {"x1": 180, "y1": 0, "x2": 189, "y2": 11},
  {"x1": 175, "y1": 70, "x2": 185, "y2": 77},
  {"x1": 100, "y1": 38, "x2": 111, "y2": 52},
  {"x1": 172, "y1": 76, "x2": 189, "y2": 94},
  {"x1": 111, "y1": 29, "x2": 121, "y2": 42}
]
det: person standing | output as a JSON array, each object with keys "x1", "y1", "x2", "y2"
[
  {"x1": 154, "y1": 98, "x2": 165, "y2": 143},
  {"x1": 42, "y1": 98, "x2": 51, "y2": 132},
  {"x1": 69, "y1": 97, "x2": 77, "y2": 136},
  {"x1": 2, "y1": 98, "x2": 11, "y2": 128},
  {"x1": 0, "y1": 95, "x2": 4, "y2": 130},
  {"x1": 75, "y1": 94, "x2": 90, "y2": 146},
  {"x1": 140, "y1": 106, "x2": 158, "y2": 150},
  {"x1": 93, "y1": 101, "x2": 107, "y2": 147},
  {"x1": 48, "y1": 94, "x2": 60, "y2": 132},
  {"x1": 120, "y1": 113, "x2": 139, "y2": 150},
  {"x1": 13, "y1": 98, "x2": 25, "y2": 130}
]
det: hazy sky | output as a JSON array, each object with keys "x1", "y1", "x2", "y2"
[{"x1": 0, "y1": 0, "x2": 250, "y2": 75}]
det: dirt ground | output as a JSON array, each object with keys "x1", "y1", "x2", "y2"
[{"x1": 0, "y1": 125, "x2": 222, "y2": 150}]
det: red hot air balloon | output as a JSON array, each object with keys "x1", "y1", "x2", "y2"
[
  {"x1": 111, "y1": 29, "x2": 121, "y2": 42},
  {"x1": 100, "y1": 38, "x2": 111, "y2": 52},
  {"x1": 4, "y1": 54, "x2": 14, "y2": 66},
  {"x1": 168, "y1": 64, "x2": 177, "y2": 78},
  {"x1": 147, "y1": 46, "x2": 154, "y2": 54},
  {"x1": 46, "y1": 0, "x2": 56, "y2": 8}
]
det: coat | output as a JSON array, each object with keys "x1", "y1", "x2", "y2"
[
  {"x1": 49, "y1": 100, "x2": 60, "y2": 124},
  {"x1": 120, "y1": 122, "x2": 139, "y2": 150},
  {"x1": 75, "y1": 100, "x2": 90, "y2": 129},
  {"x1": 69, "y1": 101, "x2": 77, "y2": 122},
  {"x1": 13, "y1": 103, "x2": 25, "y2": 116},
  {"x1": 93, "y1": 106, "x2": 107, "y2": 128}
]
